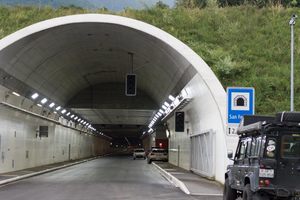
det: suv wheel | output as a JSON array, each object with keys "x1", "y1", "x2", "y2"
[
  {"x1": 223, "y1": 179, "x2": 237, "y2": 200},
  {"x1": 243, "y1": 184, "x2": 253, "y2": 200}
]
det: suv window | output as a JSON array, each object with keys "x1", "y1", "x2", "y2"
[
  {"x1": 250, "y1": 136, "x2": 262, "y2": 157},
  {"x1": 237, "y1": 140, "x2": 248, "y2": 160},
  {"x1": 281, "y1": 134, "x2": 300, "y2": 158}
]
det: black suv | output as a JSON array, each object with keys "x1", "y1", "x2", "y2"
[{"x1": 224, "y1": 112, "x2": 300, "y2": 200}]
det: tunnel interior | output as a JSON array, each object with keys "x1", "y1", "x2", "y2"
[{"x1": 0, "y1": 21, "x2": 197, "y2": 146}]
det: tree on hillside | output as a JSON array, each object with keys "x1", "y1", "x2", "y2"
[{"x1": 176, "y1": 0, "x2": 207, "y2": 8}]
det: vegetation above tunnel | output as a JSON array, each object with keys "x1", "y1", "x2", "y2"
[{"x1": 0, "y1": 5, "x2": 298, "y2": 114}]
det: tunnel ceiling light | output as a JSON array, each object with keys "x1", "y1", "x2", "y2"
[
  {"x1": 74, "y1": 116, "x2": 78, "y2": 120},
  {"x1": 70, "y1": 114, "x2": 75, "y2": 118},
  {"x1": 56, "y1": 106, "x2": 61, "y2": 111},
  {"x1": 61, "y1": 109, "x2": 66, "y2": 114},
  {"x1": 164, "y1": 101, "x2": 170, "y2": 107},
  {"x1": 12, "y1": 92, "x2": 20, "y2": 96},
  {"x1": 41, "y1": 98, "x2": 48, "y2": 104},
  {"x1": 159, "y1": 109, "x2": 164, "y2": 114},
  {"x1": 158, "y1": 112, "x2": 162, "y2": 117},
  {"x1": 37, "y1": 104, "x2": 42, "y2": 107},
  {"x1": 66, "y1": 112, "x2": 71, "y2": 116},
  {"x1": 31, "y1": 93, "x2": 39, "y2": 99},
  {"x1": 54, "y1": 111, "x2": 57, "y2": 114},
  {"x1": 83, "y1": 122, "x2": 86, "y2": 125},
  {"x1": 169, "y1": 95, "x2": 175, "y2": 101},
  {"x1": 77, "y1": 118, "x2": 81, "y2": 122},
  {"x1": 49, "y1": 102, "x2": 55, "y2": 108},
  {"x1": 162, "y1": 105, "x2": 167, "y2": 110}
]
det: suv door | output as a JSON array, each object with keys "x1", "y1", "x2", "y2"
[{"x1": 276, "y1": 134, "x2": 300, "y2": 189}]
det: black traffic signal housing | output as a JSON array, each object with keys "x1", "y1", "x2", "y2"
[
  {"x1": 126, "y1": 74, "x2": 136, "y2": 96},
  {"x1": 175, "y1": 112, "x2": 184, "y2": 132}
]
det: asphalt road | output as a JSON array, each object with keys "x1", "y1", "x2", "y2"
[{"x1": 0, "y1": 155, "x2": 222, "y2": 200}]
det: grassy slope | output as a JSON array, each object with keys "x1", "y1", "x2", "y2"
[{"x1": 0, "y1": 6, "x2": 299, "y2": 114}]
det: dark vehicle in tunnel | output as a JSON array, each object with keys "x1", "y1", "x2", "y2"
[
  {"x1": 147, "y1": 148, "x2": 168, "y2": 164},
  {"x1": 224, "y1": 112, "x2": 300, "y2": 200}
]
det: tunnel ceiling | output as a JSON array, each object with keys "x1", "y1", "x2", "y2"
[{"x1": 0, "y1": 14, "x2": 203, "y2": 138}]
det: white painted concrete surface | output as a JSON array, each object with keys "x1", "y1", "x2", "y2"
[
  {"x1": 0, "y1": 85, "x2": 110, "y2": 173},
  {"x1": 0, "y1": 14, "x2": 238, "y2": 183}
]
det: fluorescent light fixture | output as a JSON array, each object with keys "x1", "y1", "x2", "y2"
[
  {"x1": 169, "y1": 95, "x2": 175, "y2": 101},
  {"x1": 159, "y1": 109, "x2": 164, "y2": 114},
  {"x1": 49, "y1": 102, "x2": 55, "y2": 108},
  {"x1": 74, "y1": 116, "x2": 78, "y2": 120},
  {"x1": 83, "y1": 122, "x2": 86, "y2": 125},
  {"x1": 55, "y1": 106, "x2": 61, "y2": 111},
  {"x1": 162, "y1": 105, "x2": 167, "y2": 110},
  {"x1": 148, "y1": 128, "x2": 153, "y2": 133},
  {"x1": 66, "y1": 112, "x2": 71, "y2": 116},
  {"x1": 77, "y1": 118, "x2": 81, "y2": 122},
  {"x1": 70, "y1": 115, "x2": 74, "y2": 118},
  {"x1": 12, "y1": 92, "x2": 20, "y2": 96},
  {"x1": 54, "y1": 111, "x2": 57, "y2": 114},
  {"x1": 31, "y1": 93, "x2": 39, "y2": 99},
  {"x1": 164, "y1": 101, "x2": 170, "y2": 107},
  {"x1": 158, "y1": 112, "x2": 162, "y2": 117},
  {"x1": 37, "y1": 104, "x2": 42, "y2": 107},
  {"x1": 41, "y1": 98, "x2": 48, "y2": 104},
  {"x1": 61, "y1": 109, "x2": 66, "y2": 114}
]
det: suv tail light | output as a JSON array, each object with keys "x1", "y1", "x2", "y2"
[{"x1": 259, "y1": 179, "x2": 271, "y2": 187}]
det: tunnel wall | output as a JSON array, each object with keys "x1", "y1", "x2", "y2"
[
  {"x1": 0, "y1": 86, "x2": 111, "y2": 174},
  {"x1": 168, "y1": 74, "x2": 228, "y2": 183}
]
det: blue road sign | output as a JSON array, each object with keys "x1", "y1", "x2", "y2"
[{"x1": 227, "y1": 87, "x2": 255, "y2": 124}]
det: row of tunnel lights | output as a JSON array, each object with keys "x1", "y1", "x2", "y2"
[
  {"x1": 31, "y1": 92, "x2": 94, "y2": 129},
  {"x1": 146, "y1": 89, "x2": 189, "y2": 134},
  {"x1": 12, "y1": 91, "x2": 105, "y2": 136},
  {"x1": 147, "y1": 94, "x2": 176, "y2": 133}
]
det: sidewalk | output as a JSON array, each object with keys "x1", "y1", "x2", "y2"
[
  {"x1": 0, "y1": 156, "x2": 101, "y2": 185},
  {"x1": 153, "y1": 162, "x2": 223, "y2": 196}
]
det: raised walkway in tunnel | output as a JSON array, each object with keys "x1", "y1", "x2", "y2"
[{"x1": 0, "y1": 155, "x2": 222, "y2": 200}]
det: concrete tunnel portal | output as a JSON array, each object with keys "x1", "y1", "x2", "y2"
[{"x1": 0, "y1": 14, "x2": 233, "y2": 183}]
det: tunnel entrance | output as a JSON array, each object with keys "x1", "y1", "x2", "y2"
[{"x1": 0, "y1": 14, "x2": 230, "y2": 183}]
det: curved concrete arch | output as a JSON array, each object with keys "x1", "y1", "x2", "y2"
[{"x1": 0, "y1": 14, "x2": 231, "y2": 182}]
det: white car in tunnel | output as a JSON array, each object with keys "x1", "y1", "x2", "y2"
[
  {"x1": 133, "y1": 148, "x2": 146, "y2": 159},
  {"x1": 147, "y1": 148, "x2": 168, "y2": 164}
]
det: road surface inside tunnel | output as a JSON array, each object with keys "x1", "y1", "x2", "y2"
[{"x1": 0, "y1": 155, "x2": 222, "y2": 200}]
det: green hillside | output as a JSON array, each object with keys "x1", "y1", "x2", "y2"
[{"x1": 0, "y1": 6, "x2": 298, "y2": 114}]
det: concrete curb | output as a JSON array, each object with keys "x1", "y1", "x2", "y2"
[
  {"x1": 0, "y1": 155, "x2": 108, "y2": 186},
  {"x1": 152, "y1": 162, "x2": 190, "y2": 195}
]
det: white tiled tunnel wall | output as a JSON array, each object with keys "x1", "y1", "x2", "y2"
[
  {"x1": 168, "y1": 74, "x2": 228, "y2": 183},
  {"x1": 0, "y1": 102, "x2": 110, "y2": 174}
]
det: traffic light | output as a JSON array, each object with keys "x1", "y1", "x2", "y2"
[
  {"x1": 126, "y1": 74, "x2": 136, "y2": 96},
  {"x1": 175, "y1": 112, "x2": 184, "y2": 132}
]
